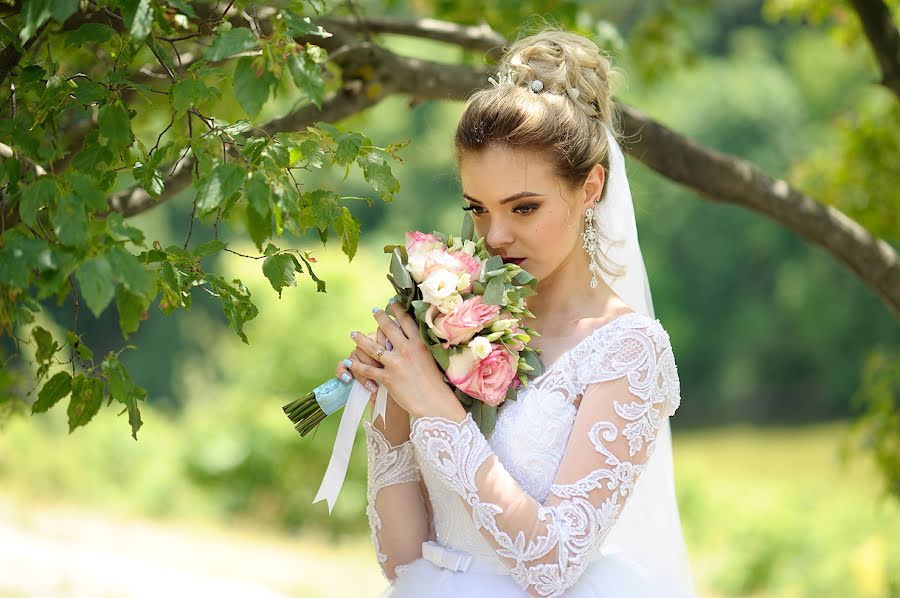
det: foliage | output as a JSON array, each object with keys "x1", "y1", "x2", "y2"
[{"x1": 0, "y1": 1, "x2": 403, "y2": 437}]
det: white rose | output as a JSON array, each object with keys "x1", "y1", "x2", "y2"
[
  {"x1": 455, "y1": 272, "x2": 471, "y2": 292},
  {"x1": 420, "y1": 269, "x2": 461, "y2": 306},
  {"x1": 438, "y1": 292, "x2": 463, "y2": 314},
  {"x1": 490, "y1": 318, "x2": 518, "y2": 333},
  {"x1": 462, "y1": 240, "x2": 476, "y2": 256},
  {"x1": 468, "y1": 336, "x2": 491, "y2": 360}
]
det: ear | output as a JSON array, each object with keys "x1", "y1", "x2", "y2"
[{"x1": 581, "y1": 162, "x2": 606, "y2": 212}]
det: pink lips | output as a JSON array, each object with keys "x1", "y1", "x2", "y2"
[{"x1": 502, "y1": 257, "x2": 526, "y2": 265}]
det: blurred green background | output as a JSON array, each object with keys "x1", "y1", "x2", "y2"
[{"x1": 2, "y1": 0, "x2": 899, "y2": 597}]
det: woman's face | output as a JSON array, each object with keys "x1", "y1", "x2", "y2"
[{"x1": 458, "y1": 145, "x2": 592, "y2": 284}]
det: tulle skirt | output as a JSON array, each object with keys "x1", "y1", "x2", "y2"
[{"x1": 379, "y1": 552, "x2": 696, "y2": 598}]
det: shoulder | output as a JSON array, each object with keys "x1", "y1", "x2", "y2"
[{"x1": 570, "y1": 312, "x2": 681, "y2": 417}]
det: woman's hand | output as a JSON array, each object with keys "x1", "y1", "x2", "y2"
[
  {"x1": 335, "y1": 330, "x2": 390, "y2": 395},
  {"x1": 347, "y1": 300, "x2": 467, "y2": 422}
]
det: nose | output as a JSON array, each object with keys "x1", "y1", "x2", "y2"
[{"x1": 484, "y1": 218, "x2": 514, "y2": 253}]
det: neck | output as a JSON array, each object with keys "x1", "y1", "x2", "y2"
[{"x1": 524, "y1": 246, "x2": 618, "y2": 331}]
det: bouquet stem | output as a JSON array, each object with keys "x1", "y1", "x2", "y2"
[{"x1": 283, "y1": 377, "x2": 354, "y2": 437}]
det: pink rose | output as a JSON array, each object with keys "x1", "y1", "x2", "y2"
[
  {"x1": 446, "y1": 343, "x2": 519, "y2": 407},
  {"x1": 426, "y1": 296, "x2": 500, "y2": 348},
  {"x1": 405, "y1": 231, "x2": 446, "y2": 283},
  {"x1": 422, "y1": 250, "x2": 482, "y2": 292}
]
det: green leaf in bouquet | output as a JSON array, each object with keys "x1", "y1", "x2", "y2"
[
  {"x1": 429, "y1": 343, "x2": 450, "y2": 371},
  {"x1": 484, "y1": 267, "x2": 507, "y2": 278},
  {"x1": 390, "y1": 248, "x2": 413, "y2": 289},
  {"x1": 513, "y1": 269, "x2": 537, "y2": 286},
  {"x1": 471, "y1": 401, "x2": 498, "y2": 436},
  {"x1": 453, "y1": 388, "x2": 474, "y2": 408},
  {"x1": 411, "y1": 300, "x2": 430, "y2": 319},
  {"x1": 483, "y1": 255, "x2": 503, "y2": 273},
  {"x1": 505, "y1": 384, "x2": 518, "y2": 403},
  {"x1": 523, "y1": 348, "x2": 545, "y2": 378},
  {"x1": 516, "y1": 285, "x2": 538, "y2": 299},
  {"x1": 483, "y1": 276, "x2": 505, "y2": 305},
  {"x1": 461, "y1": 211, "x2": 475, "y2": 242},
  {"x1": 383, "y1": 244, "x2": 408, "y2": 263},
  {"x1": 471, "y1": 280, "x2": 485, "y2": 295}
]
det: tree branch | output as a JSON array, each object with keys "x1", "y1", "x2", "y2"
[
  {"x1": 8, "y1": 13, "x2": 896, "y2": 318},
  {"x1": 317, "y1": 16, "x2": 507, "y2": 61},
  {"x1": 848, "y1": 0, "x2": 900, "y2": 100},
  {"x1": 617, "y1": 104, "x2": 900, "y2": 318}
]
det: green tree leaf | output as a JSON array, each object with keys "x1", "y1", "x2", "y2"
[
  {"x1": 357, "y1": 151, "x2": 399, "y2": 202},
  {"x1": 333, "y1": 206, "x2": 360, "y2": 261},
  {"x1": 334, "y1": 132, "x2": 366, "y2": 166},
  {"x1": 192, "y1": 239, "x2": 227, "y2": 259},
  {"x1": 19, "y1": 0, "x2": 51, "y2": 42},
  {"x1": 51, "y1": 193, "x2": 88, "y2": 247},
  {"x1": 123, "y1": 0, "x2": 153, "y2": 41},
  {"x1": 116, "y1": 286, "x2": 149, "y2": 339},
  {"x1": 107, "y1": 245, "x2": 155, "y2": 297},
  {"x1": 76, "y1": 254, "x2": 115, "y2": 317},
  {"x1": 32, "y1": 371, "x2": 72, "y2": 414},
  {"x1": 205, "y1": 27, "x2": 259, "y2": 61},
  {"x1": 19, "y1": 176, "x2": 58, "y2": 227},
  {"x1": 233, "y1": 56, "x2": 276, "y2": 117},
  {"x1": 98, "y1": 103, "x2": 134, "y2": 152},
  {"x1": 32, "y1": 325, "x2": 58, "y2": 364},
  {"x1": 195, "y1": 163, "x2": 245, "y2": 215},
  {"x1": 64, "y1": 23, "x2": 115, "y2": 47},
  {"x1": 307, "y1": 189, "x2": 340, "y2": 230},
  {"x1": 67, "y1": 375, "x2": 104, "y2": 432},
  {"x1": 68, "y1": 172, "x2": 108, "y2": 211},
  {"x1": 102, "y1": 358, "x2": 145, "y2": 439},
  {"x1": 171, "y1": 78, "x2": 212, "y2": 112},
  {"x1": 288, "y1": 50, "x2": 325, "y2": 109},
  {"x1": 262, "y1": 252, "x2": 298, "y2": 298}
]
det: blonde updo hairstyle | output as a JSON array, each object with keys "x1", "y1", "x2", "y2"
[{"x1": 454, "y1": 28, "x2": 624, "y2": 276}]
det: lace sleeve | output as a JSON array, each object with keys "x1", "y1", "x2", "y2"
[
  {"x1": 363, "y1": 421, "x2": 429, "y2": 580},
  {"x1": 409, "y1": 321, "x2": 681, "y2": 597}
]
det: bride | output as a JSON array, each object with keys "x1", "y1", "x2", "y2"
[{"x1": 335, "y1": 28, "x2": 697, "y2": 598}]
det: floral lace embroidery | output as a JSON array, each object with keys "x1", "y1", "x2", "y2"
[
  {"x1": 363, "y1": 421, "x2": 421, "y2": 577},
  {"x1": 409, "y1": 320, "x2": 680, "y2": 597}
]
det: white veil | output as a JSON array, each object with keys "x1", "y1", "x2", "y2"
[{"x1": 593, "y1": 126, "x2": 696, "y2": 591}]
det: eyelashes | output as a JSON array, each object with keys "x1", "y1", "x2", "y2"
[{"x1": 462, "y1": 204, "x2": 539, "y2": 216}]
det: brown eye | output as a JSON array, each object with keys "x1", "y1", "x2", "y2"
[{"x1": 462, "y1": 205, "x2": 485, "y2": 215}]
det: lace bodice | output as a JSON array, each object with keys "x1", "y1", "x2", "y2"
[{"x1": 364, "y1": 312, "x2": 682, "y2": 596}]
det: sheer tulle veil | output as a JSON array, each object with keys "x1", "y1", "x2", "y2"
[{"x1": 593, "y1": 126, "x2": 695, "y2": 590}]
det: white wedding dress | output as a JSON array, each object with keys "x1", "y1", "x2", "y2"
[{"x1": 363, "y1": 311, "x2": 697, "y2": 597}]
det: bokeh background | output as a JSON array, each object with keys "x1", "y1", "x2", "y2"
[{"x1": 2, "y1": 1, "x2": 899, "y2": 597}]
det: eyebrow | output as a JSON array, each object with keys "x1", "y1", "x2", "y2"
[{"x1": 462, "y1": 191, "x2": 544, "y2": 205}]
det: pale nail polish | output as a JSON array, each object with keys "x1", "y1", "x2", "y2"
[
  {"x1": 343, "y1": 358, "x2": 353, "y2": 368},
  {"x1": 386, "y1": 340, "x2": 393, "y2": 351},
  {"x1": 341, "y1": 372, "x2": 352, "y2": 383}
]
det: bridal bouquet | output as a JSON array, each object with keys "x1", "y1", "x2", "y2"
[{"x1": 283, "y1": 213, "x2": 544, "y2": 437}]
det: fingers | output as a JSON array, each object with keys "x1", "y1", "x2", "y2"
[
  {"x1": 371, "y1": 306, "x2": 409, "y2": 351},
  {"x1": 388, "y1": 300, "x2": 419, "y2": 340}
]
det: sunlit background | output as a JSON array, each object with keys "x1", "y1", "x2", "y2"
[{"x1": 1, "y1": 1, "x2": 898, "y2": 597}]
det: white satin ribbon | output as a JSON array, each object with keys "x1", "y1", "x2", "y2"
[
  {"x1": 421, "y1": 541, "x2": 473, "y2": 572},
  {"x1": 313, "y1": 381, "x2": 389, "y2": 513}
]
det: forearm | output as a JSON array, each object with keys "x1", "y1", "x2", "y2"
[{"x1": 364, "y1": 392, "x2": 429, "y2": 580}]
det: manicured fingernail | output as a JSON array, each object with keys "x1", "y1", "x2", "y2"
[
  {"x1": 365, "y1": 381, "x2": 377, "y2": 392},
  {"x1": 386, "y1": 340, "x2": 393, "y2": 351},
  {"x1": 372, "y1": 306, "x2": 380, "y2": 313},
  {"x1": 343, "y1": 358, "x2": 353, "y2": 368},
  {"x1": 341, "y1": 372, "x2": 352, "y2": 383},
  {"x1": 350, "y1": 331, "x2": 357, "y2": 338},
  {"x1": 388, "y1": 297, "x2": 398, "y2": 305}
]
